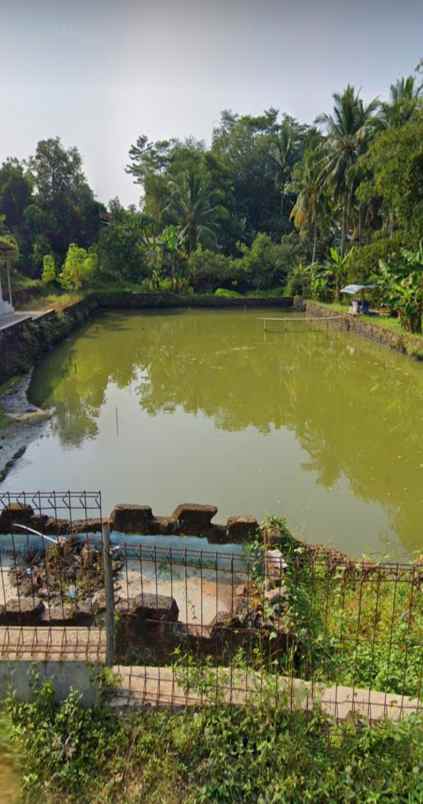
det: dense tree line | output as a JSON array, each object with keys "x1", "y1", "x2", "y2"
[{"x1": 1, "y1": 60, "x2": 422, "y2": 327}]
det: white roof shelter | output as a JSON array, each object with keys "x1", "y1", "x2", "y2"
[{"x1": 341, "y1": 284, "x2": 376, "y2": 295}]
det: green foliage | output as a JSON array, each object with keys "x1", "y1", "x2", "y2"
[
  {"x1": 377, "y1": 243, "x2": 423, "y2": 332},
  {"x1": 60, "y1": 244, "x2": 97, "y2": 290},
  {"x1": 236, "y1": 232, "x2": 301, "y2": 291},
  {"x1": 358, "y1": 111, "x2": 423, "y2": 240},
  {"x1": 5, "y1": 679, "x2": 423, "y2": 803},
  {"x1": 214, "y1": 287, "x2": 242, "y2": 298},
  {"x1": 96, "y1": 201, "x2": 149, "y2": 282},
  {"x1": 346, "y1": 235, "x2": 406, "y2": 282},
  {"x1": 187, "y1": 248, "x2": 241, "y2": 292},
  {"x1": 5, "y1": 678, "x2": 124, "y2": 800},
  {"x1": 1, "y1": 72, "x2": 422, "y2": 295},
  {"x1": 41, "y1": 253, "x2": 57, "y2": 285},
  {"x1": 285, "y1": 262, "x2": 312, "y2": 296}
]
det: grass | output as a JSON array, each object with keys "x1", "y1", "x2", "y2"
[{"x1": 19, "y1": 290, "x2": 83, "y2": 312}]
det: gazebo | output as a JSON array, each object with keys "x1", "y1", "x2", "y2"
[{"x1": 0, "y1": 240, "x2": 16, "y2": 318}]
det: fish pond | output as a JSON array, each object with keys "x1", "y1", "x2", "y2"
[{"x1": 2, "y1": 308, "x2": 423, "y2": 560}]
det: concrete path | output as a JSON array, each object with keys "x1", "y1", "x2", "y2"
[
  {"x1": 111, "y1": 665, "x2": 421, "y2": 722},
  {"x1": 0, "y1": 629, "x2": 419, "y2": 721}
]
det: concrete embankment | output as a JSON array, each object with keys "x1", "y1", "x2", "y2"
[{"x1": 306, "y1": 301, "x2": 423, "y2": 360}]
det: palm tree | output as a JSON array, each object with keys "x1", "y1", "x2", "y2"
[
  {"x1": 290, "y1": 149, "x2": 327, "y2": 262},
  {"x1": 378, "y1": 76, "x2": 423, "y2": 129},
  {"x1": 268, "y1": 115, "x2": 307, "y2": 214},
  {"x1": 316, "y1": 85, "x2": 379, "y2": 255},
  {"x1": 165, "y1": 170, "x2": 223, "y2": 253}
]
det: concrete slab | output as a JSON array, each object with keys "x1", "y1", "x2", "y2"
[
  {"x1": 111, "y1": 665, "x2": 422, "y2": 722},
  {"x1": 0, "y1": 312, "x2": 33, "y2": 332}
]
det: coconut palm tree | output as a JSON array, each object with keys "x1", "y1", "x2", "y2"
[
  {"x1": 290, "y1": 149, "x2": 327, "y2": 262},
  {"x1": 165, "y1": 170, "x2": 224, "y2": 253},
  {"x1": 378, "y1": 76, "x2": 423, "y2": 129},
  {"x1": 316, "y1": 85, "x2": 379, "y2": 255}
]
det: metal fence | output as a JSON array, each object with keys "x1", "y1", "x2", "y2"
[{"x1": 0, "y1": 491, "x2": 421, "y2": 721}]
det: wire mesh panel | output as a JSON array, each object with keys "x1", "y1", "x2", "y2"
[
  {"x1": 0, "y1": 494, "x2": 421, "y2": 722},
  {"x1": 0, "y1": 491, "x2": 105, "y2": 661},
  {"x1": 111, "y1": 545, "x2": 423, "y2": 722}
]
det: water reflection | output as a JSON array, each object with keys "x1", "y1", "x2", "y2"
[{"x1": 22, "y1": 310, "x2": 423, "y2": 557}]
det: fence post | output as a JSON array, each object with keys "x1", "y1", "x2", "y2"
[{"x1": 102, "y1": 522, "x2": 115, "y2": 667}]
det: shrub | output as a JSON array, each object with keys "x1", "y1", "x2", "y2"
[
  {"x1": 60, "y1": 244, "x2": 97, "y2": 290},
  {"x1": 188, "y1": 248, "x2": 242, "y2": 292},
  {"x1": 5, "y1": 680, "x2": 423, "y2": 803},
  {"x1": 236, "y1": 232, "x2": 299, "y2": 291},
  {"x1": 214, "y1": 287, "x2": 242, "y2": 297},
  {"x1": 41, "y1": 254, "x2": 57, "y2": 285},
  {"x1": 285, "y1": 262, "x2": 312, "y2": 297}
]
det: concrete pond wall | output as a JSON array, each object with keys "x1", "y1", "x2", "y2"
[{"x1": 306, "y1": 301, "x2": 423, "y2": 360}]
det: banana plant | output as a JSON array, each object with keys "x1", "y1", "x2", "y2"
[{"x1": 377, "y1": 243, "x2": 423, "y2": 333}]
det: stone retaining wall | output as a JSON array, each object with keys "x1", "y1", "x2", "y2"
[
  {"x1": 96, "y1": 291, "x2": 293, "y2": 310},
  {"x1": 0, "y1": 501, "x2": 258, "y2": 543},
  {"x1": 305, "y1": 301, "x2": 423, "y2": 360},
  {"x1": 0, "y1": 296, "x2": 99, "y2": 385}
]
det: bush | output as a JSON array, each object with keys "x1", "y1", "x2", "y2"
[
  {"x1": 41, "y1": 254, "x2": 57, "y2": 285},
  {"x1": 214, "y1": 287, "x2": 242, "y2": 297},
  {"x1": 188, "y1": 248, "x2": 243, "y2": 292},
  {"x1": 5, "y1": 680, "x2": 423, "y2": 803},
  {"x1": 236, "y1": 232, "x2": 299, "y2": 291},
  {"x1": 286, "y1": 262, "x2": 312, "y2": 297},
  {"x1": 60, "y1": 244, "x2": 97, "y2": 290}
]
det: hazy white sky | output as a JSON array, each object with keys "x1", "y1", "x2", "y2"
[{"x1": 2, "y1": 0, "x2": 422, "y2": 206}]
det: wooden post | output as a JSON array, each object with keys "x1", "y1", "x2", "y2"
[{"x1": 102, "y1": 522, "x2": 115, "y2": 667}]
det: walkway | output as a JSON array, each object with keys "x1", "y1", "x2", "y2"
[
  {"x1": 0, "y1": 311, "x2": 47, "y2": 332},
  {"x1": 0, "y1": 628, "x2": 419, "y2": 722}
]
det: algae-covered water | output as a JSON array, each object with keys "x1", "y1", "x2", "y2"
[{"x1": 2, "y1": 308, "x2": 423, "y2": 559}]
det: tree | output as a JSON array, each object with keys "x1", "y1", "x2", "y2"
[
  {"x1": 378, "y1": 76, "x2": 423, "y2": 129},
  {"x1": 60, "y1": 244, "x2": 97, "y2": 290},
  {"x1": 211, "y1": 109, "x2": 308, "y2": 244},
  {"x1": 0, "y1": 159, "x2": 33, "y2": 231},
  {"x1": 28, "y1": 138, "x2": 104, "y2": 267},
  {"x1": 165, "y1": 170, "x2": 224, "y2": 252},
  {"x1": 96, "y1": 200, "x2": 152, "y2": 282},
  {"x1": 316, "y1": 86, "x2": 379, "y2": 255},
  {"x1": 357, "y1": 112, "x2": 423, "y2": 242},
  {"x1": 290, "y1": 148, "x2": 327, "y2": 262}
]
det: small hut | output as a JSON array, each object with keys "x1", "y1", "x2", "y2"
[
  {"x1": 0, "y1": 240, "x2": 16, "y2": 318},
  {"x1": 341, "y1": 284, "x2": 376, "y2": 315}
]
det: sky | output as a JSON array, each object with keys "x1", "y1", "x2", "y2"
[{"x1": 1, "y1": 0, "x2": 422, "y2": 206}]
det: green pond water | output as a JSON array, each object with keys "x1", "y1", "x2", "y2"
[{"x1": 3, "y1": 308, "x2": 423, "y2": 559}]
